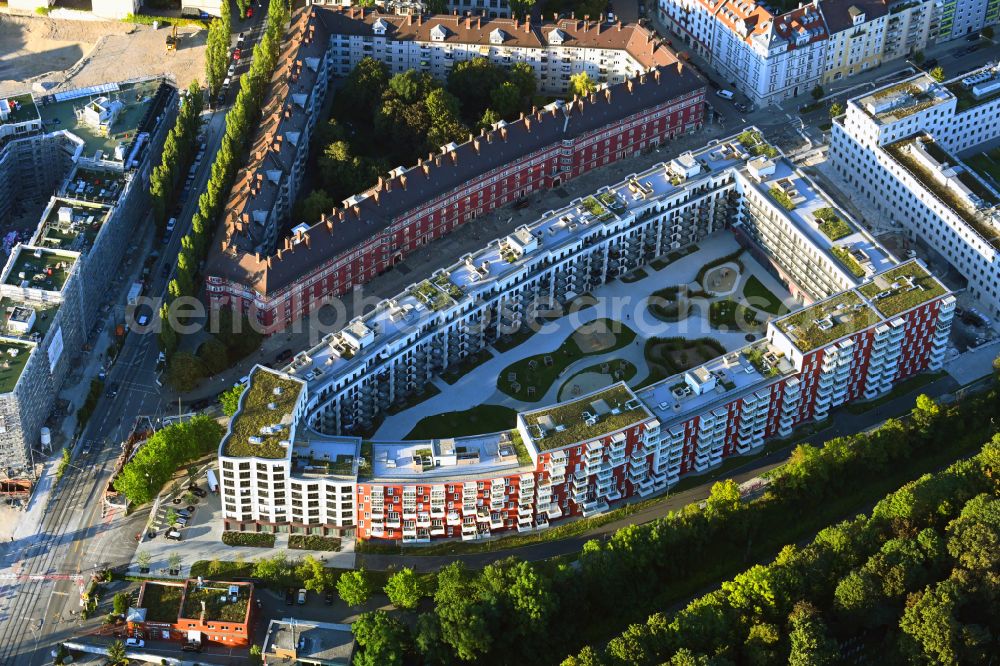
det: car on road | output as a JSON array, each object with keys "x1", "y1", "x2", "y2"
[
  {"x1": 325, "y1": 591, "x2": 334, "y2": 605},
  {"x1": 237, "y1": 32, "x2": 246, "y2": 46},
  {"x1": 297, "y1": 588, "x2": 307, "y2": 604},
  {"x1": 716, "y1": 89, "x2": 735, "y2": 100},
  {"x1": 233, "y1": 47, "x2": 242, "y2": 60},
  {"x1": 285, "y1": 588, "x2": 295, "y2": 605},
  {"x1": 228, "y1": 63, "x2": 236, "y2": 78},
  {"x1": 734, "y1": 102, "x2": 749, "y2": 113},
  {"x1": 166, "y1": 217, "x2": 176, "y2": 234},
  {"x1": 246, "y1": 6, "x2": 253, "y2": 17},
  {"x1": 105, "y1": 382, "x2": 118, "y2": 398},
  {"x1": 125, "y1": 638, "x2": 145, "y2": 648},
  {"x1": 276, "y1": 348, "x2": 294, "y2": 362},
  {"x1": 182, "y1": 642, "x2": 202, "y2": 653}
]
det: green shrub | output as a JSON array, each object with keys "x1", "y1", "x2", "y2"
[
  {"x1": 221, "y1": 531, "x2": 276, "y2": 547},
  {"x1": 289, "y1": 534, "x2": 342, "y2": 551}
]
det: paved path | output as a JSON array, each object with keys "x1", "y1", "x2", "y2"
[{"x1": 358, "y1": 372, "x2": 963, "y2": 572}]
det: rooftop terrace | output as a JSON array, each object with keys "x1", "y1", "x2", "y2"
[
  {"x1": 2, "y1": 247, "x2": 77, "y2": 292},
  {"x1": 0, "y1": 297, "x2": 60, "y2": 341},
  {"x1": 37, "y1": 80, "x2": 163, "y2": 160},
  {"x1": 521, "y1": 383, "x2": 650, "y2": 452},
  {"x1": 367, "y1": 433, "x2": 527, "y2": 481},
  {"x1": 858, "y1": 260, "x2": 948, "y2": 318},
  {"x1": 222, "y1": 368, "x2": 303, "y2": 459},
  {"x1": 180, "y1": 581, "x2": 251, "y2": 624},
  {"x1": 1, "y1": 94, "x2": 40, "y2": 127},
  {"x1": 747, "y1": 159, "x2": 893, "y2": 281},
  {"x1": 857, "y1": 74, "x2": 952, "y2": 124},
  {"x1": 292, "y1": 437, "x2": 361, "y2": 478},
  {"x1": 775, "y1": 290, "x2": 880, "y2": 352},
  {"x1": 33, "y1": 199, "x2": 111, "y2": 252},
  {"x1": 60, "y1": 167, "x2": 127, "y2": 205},
  {"x1": 263, "y1": 620, "x2": 355, "y2": 665},
  {"x1": 0, "y1": 339, "x2": 34, "y2": 394}
]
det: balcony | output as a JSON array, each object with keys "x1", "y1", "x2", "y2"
[
  {"x1": 490, "y1": 513, "x2": 504, "y2": 530},
  {"x1": 546, "y1": 504, "x2": 563, "y2": 520},
  {"x1": 517, "y1": 519, "x2": 533, "y2": 533},
  {"x1": 446, "y1": 511, "x2": 461, "y2": 526},
  {"x1": 385, "y1": 514, "x2": 401, "y2": 528},
  {"x1": 582, "y1": 500, "x2": 609, "y2": 517},
  {"x1": 535, "y1": 514, "x2": 550, "y2": 530},
  {"x1": 416, "y1": 512, "x2": 431, "y2": 527},
  {"x1": 430, "y1": 522, "x2": 445, "y2": 536}
]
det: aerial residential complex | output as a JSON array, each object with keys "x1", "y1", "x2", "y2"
[
  {"x1": 216, "y1": 131, "x2": 954, "y2": 541},
  {"x1": 205, "y1": 7, "x2": 706, "y2": 332},
  {"x1": 657, "y1": 0, "x2": 988, "y2": 106},
  {"x1": 830, "y1": 63, "x2": 1000, "y2": 319},
  {"x1": 0, "y1": 80, "x2": 177, "y2": 477}
]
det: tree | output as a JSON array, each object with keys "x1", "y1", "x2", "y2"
[
  {"x1": 205, "y1": 7, "x2": 231, "y2": 98},
  {"x1": 509, "y1": 62, "x2": 537, "y2": 102},
  {"x1": 479, "y1": 108, "x2": 502, "y2": 131},
  {"x1": 448, "y1": 57, "x2": 508, "y2": 118},
  {"x1": 136, "y1": 551, "x2": 151, "y2": 572},
  {"x1": 167, "y1": 552, "x2": 183, "y2": 574},
  {"x1": 945, "y1": 493, "x2": 1000, "y2": 571},
  {"x1": 704, "y1": 479, "x2": 741, "y2": 519},
  {"x1": 385, "y1": 567, "x2": 423, "y2": 610},
  {"x1": 158, "y1": 303, "x2": 177, "y2": 356},
  {"x1": 569, "y1": 72, "x2": 597, "y2": 97},
  {"x1": 112, "y1": 592, "x2": 129, "y2": 617},
  {"x1": 787, "y1": 602, "x2": 838, "y2": 666},
  {"x1": 248, "y1": 644, "x2": 263, "y2": 666},
  {"x1": 434, "y1": 562, "x2": 493, "y2": 660},
  {"x1": 219, "y1": 384, "x2": 245, "y2": 417},
  {"x1": 336, "y1": 569, "x2": 372, "y2": 606},
  {"x1": 236, "y1": 0, "x2": 249, "y2": 19},
  {"x1": 197, "y1": 338, "x2": 229, "y2": 376},
  {"x1": 252, "y1": 553, "x2": 294, "y2": 586},
  {"x1": 929, "y1": 66, "x2": 946, "y2": 83},
  {"x1": 352, "y1": 610, "x2": 409, "y2": 666},
  {"x1": 810, "y1": 84, "x2": 824, "y2": 101},
  {"x1": 490, "y1": 81, "x2": 523, "y2": 120},
  {"x1": 983, "y1": 26, "x2": 994, "y2": 39},
  {"x1": 912, "y1": 394, "x2": 941, "y2": 435},
  {"x1": 829, "y1": 101, "x2": 844, "y2": 118},
  {"x1": 106, "y1": 640, "x2": 127, "y2": 665},
  {"x1": 165, "y1": 508, "x2": 178, "y2": 526},
  {"x1": 899, "y1": 580, "x2": 963, "y2": 664},
  {"x1": 296, "y1": 189, "x2": 335, "y2": 224},
  {"x1": 298, "y1": 555, "x2": 336, "y2": 593},
  {"x1": 167, "y1": 351, "x2": 205, "y2": 392},
  {"x1": 336, "y1": 57, "x2": 389, "y2": 122},
  {"x1": 388, "y1": 69, "x2": 435, "y2": 105}
]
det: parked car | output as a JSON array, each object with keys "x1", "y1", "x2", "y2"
[
  {"x1": 233, "y1": 47, "x2": 242, "y2": 60},
  {"x1": 237, "y1": 32, "x2": 246, "y2": 46},
  {"x1": 716, "y1": 89, "x2": 735, "y2": 100},
  {"x1": 181, "y1": 642, "x2": 202, "y2": 653},
  {"x1": 173, "y1": 516, "x2": 188, "y2": 527},
  {"x1": 125, "y1": 638, "x2": 145, "y2": 648},
  {"x1": 297, "y1": 588, "x2": 307, "y2": 605},
  {"x1": 285, "y1": 588, "x2": 295, "y2": 605},
  {"x1": 177, "y1": 509, "x2": 191, "y2": 519},
  {"x1": 227, "y1": 63, "x2": 236, "y2": 78},
  {"x1": 105, "y1": 382, "x2": 119, "y2": 398}
]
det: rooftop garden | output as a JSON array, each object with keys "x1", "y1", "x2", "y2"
[
  {"x1": 0, "y1": 297, "x2": 60, "y2": 340},
  {"x1": 222, "y1": 369, "x2": 302, "y2": 459},
  {"x1": 768, "y1": 186, "x2": 796, "y2": 211},
  {"x1": 298, "y1": 453, "x2": 356, "y2": 476},
  {"x1": 139, "y1": 582, "x2": 184, "y2": 624},
  {"x1": 813, "y1": 207, "x2": 852, "y2": 241},
  {"x1": 738, "y1": 130, "x2": 778, "y2": 158},
  {"x1": 410, "y1": 280, "x2": 454, "y2": 312},
  {"x1": 508, "y1": 428, "x2": 533, "y2": 467},
  {"x1": 831, "y1": 245, "x2": 866, "y2": 278},
  {"x1": 870, "y1": 81, "x2": 920, "y2": 101},
  {"x1": 1, "y1": 94, "x2": 39, "y2": 126},
  {"x1": 597, "y1": 191, "x2": 625, "y2": 212},
  {"x1": 745, "y1": 346, "x2": 779, "y2": 378},
  {"x1": 858, "y1": 262, "x2": 947, "y2": 317},
  {"x1": 4, "y1": 250, "x2": 75, "y2": 291},
  {"x1": 962, "y1": 148, "x2": 1000, "y2": 191},
  {"x1": 580, "y1": 196, "x2": 611, "y2": 219},
  {"x1": 0, "y1": 341, "x2": 33, "y2": 393},
  {"x1": 523, "y1": 384, "x2": 645, "y2": 451},
  {"x1": 887, "y1": 140, "x2": 1000, "y2": 249},
  {"x1": 432, "y1": 274, "x2": 464, "y2": 300},
  {"x1": 946, "y1": 78, "x2": 1000, "y2": 112},
  {"x1": 775, "y1": 291, "x2": 879, "y2": 352},
  {"x1": 181, "y1": 583, "x2": 249, "y2": 623}
]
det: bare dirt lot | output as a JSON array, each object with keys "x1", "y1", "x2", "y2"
[{"x1": 0, "y1": 15, "x2": 206, "y2": 97}]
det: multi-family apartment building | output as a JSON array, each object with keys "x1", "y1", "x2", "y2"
[
  {"x1": 206, "y1": 7, "x2": 705, "y2": 332},
  {"x1": 659, "y1": 0, "x2": 940, "y2": 105},
  {"x1": 217, "y1": 131, "x2": 954, "y2": 540},
  {"x1": 933, "y1": 0, "x2": 1000, "y2": 41},
  {"x1": 0, "y1": 79, "x2": 177, "y2": 476},
  {"x1": 830, "y1": 63, "x2": 1000, "y2": 319}
]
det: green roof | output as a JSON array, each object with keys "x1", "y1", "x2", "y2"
[
  {"x1": 0, "y1": 340, "x2": 33, "y2": 394},
  {"x1": 181, "y1": 582, "x2": 250, "y2": 623},
  {"x1": 139, "y1": 582, "x2": 185, "y2": 623},
  {"x1": 523, "y1": 384, "x2": 646, "y2": 451},
  {"x1": 222, "y1": 369, "x2": 302, "y2": 459},
  {"x1": 1, "y1": 94, "x2": 39, "y2": 126},
  {"x1": 4, "y1": 248, "x2": 76, "y2": 291},
  {"x1": 858, "y1": 262, "x2": 948, "y2": 317},
  {"x1": 36, "y1": 200, "x2": 109, "y2": 251},
  {"x1": 775, "y1": 291, "x2": 880, "y2": 352}
]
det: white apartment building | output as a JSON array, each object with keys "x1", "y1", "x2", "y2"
[
  {"x1": 660, "y1": 0, "x2": 937, "y2": 105},
  {"x1": 318, "y1": 9, "x2": 677, "y2": 94},
  {"x1": 830, "y1": 64, "x2": 1000, "y2": 318}
]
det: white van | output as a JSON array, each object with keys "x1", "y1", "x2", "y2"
[{"x1": 716, "y1": 89, "x2": 735, "y2": 100}]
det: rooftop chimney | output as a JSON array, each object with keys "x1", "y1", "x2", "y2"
[
  {"x1": 473, "y1": 139, "x2": 481, "y2": 154},
  {"x1": 352, "y1": 204, "x2": 361, "y2": 218},
  {"x1": 627, "y1": 79, "x2": 634, "y2": 94},
  {"x1": 525, "y1": 118, "x2": 532, "y2": 132},
  {"x1": 524, "y1": 16, "x2": 530, "y2": 32},
  {"x1": 400, "y1": 175, "x2": 407, "y2": 190},
  {"x1": 500, "y1": 127, "x2": 508, "y2": 141},
  {"x1": 605, "y1": 88, "x2": 612, "y2": 103},
  {"x1": 617, "y1": 20, "x2": 622, "y2": 30},
  {"x1": 450, "y1": 150, "x2": 457, "y2": 164},
  {"x1": 422, "y1": 163, "x2": 430, "y2": 176}
]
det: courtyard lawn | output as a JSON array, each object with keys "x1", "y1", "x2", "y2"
[
  {"x1": 638, "y1": 336, "x2": 725, "y2": 389},
  {"x1": 741, "y1": 275, "x2": 787, "y2": 315},
  {"x1": 709, "y1": 299, "x2": 761, "y2": 330},
  {"x1": 404, "y1": 405, "x2": 519, "y2": 440},
  {"x1": 440, "y1": 349, "x2": 494, "y2": 385},
  {"x1": 496, "y1": 318, "x2": 636, "y2": 401},
  {"x1": 558, "y1": 360, "x2": 638, "y2": 400},
  {"x1": 647, "y1": 285, "x2": 708, "y2": 322},
  {"x1": 963, "y1": 150, "x2": 1000, "y2": 190}
]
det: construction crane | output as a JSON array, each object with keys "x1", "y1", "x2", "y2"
[{"x1": 166, "y1": 24, "x2": 178, "y2": 52}]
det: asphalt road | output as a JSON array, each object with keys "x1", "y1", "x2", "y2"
[{"x1": 0, "y1": 7, "x2": 269, "y2": 662}]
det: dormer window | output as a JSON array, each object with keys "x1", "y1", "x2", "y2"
[
  {"x1": 547, "y1": 29, "x2": 565, "y2": 45},
  {"x1": 373, "y1": 18, "x2": 388, "y2": 35},
  {"x1": 430, "y1": 25, "x2": 448, "y2": 42},
  {"x1": 490, "y1": 28, "x2": 506, "y2": 44}
]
